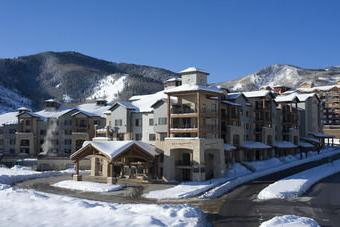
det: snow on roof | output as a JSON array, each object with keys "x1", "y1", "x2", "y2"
[
  {"x1": 129, "y1": 90, "x2": 168, "y2": 112},
  {"x1": 226, "y1": 92, "x2": 242, "y2": 100},
  {"x1": 35, "y1": 108, "x2": 75, "y2": 119},
  {"x1": 115, "y1": 101, "x2": 138, "y2": 110},
  {"x1": 242, "y1": 141, "x2": 272, "y2": 149},
  {"x1": 298, "y1": 141, "x2": 315, "y2": 148},
  {"x1": 295, "y1": 93, "x2": 317, "y2": 102},
  {"x1": 273, "y1": 141, "x2": 298, "y2": 149},
  {"x1": 275, "y1": 94, "x2": 298, "y2": 103},
  {"x1": 17, "y1": 107, "x2": 30, "y2": 111},
  {"x1": 0, "y1": 111, "x2": 19, "y2": 126},
  {"x1": 298, "y1": 85, "x2": 340, "y2": 93},
  {"x1": 222, "y1": 100, "x2": 241, "y2": 106},
  {"x1": 309, "y1": 132, "x2": 335, "y2": 138},
  {"x1": 224, "y1": 143, "x2": 236, "y2": 151},
  {"x1": 179, "y1": 67, "x2": 208, "y2": 74},
  {"x1": 165, "y1": 77, "x2": 182, "y2": 82},
  {"x1": 243, "y1": 90, "x2": 272, "y2": 98},
  {"x1": 77, "y1": 103, "x2": 111, "y2": 117},
  {"x1": 164, "y1": 84, "x2": 223, "y2": 94},
  {"x1": 301, "y1": 137, "x2": 320, "y2": 144},
  {"x1": 77, "y1": 140, "x2": 158, "y2": 160}
]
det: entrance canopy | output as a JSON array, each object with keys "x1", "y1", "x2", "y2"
[
  {"x1": 241, "y1": 141, "x2": 271, "y2": 150},
  {"x1": 308, "y1": 132, "x2": 335, "y2": 139},
  {"x1": 70, "y1": 140, "x2": 158, "y2": 162},
  {"x1": 273, "y1": 141, "x2": 297, "y2": 149}
]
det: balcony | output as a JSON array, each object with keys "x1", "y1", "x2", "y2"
[{"x1": 175, "y1": 160, "x2": 193, "y2": 167}]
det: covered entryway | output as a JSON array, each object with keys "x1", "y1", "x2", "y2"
[{"x1": 70, "y1": 140, "x2": 159, "y2": 184}]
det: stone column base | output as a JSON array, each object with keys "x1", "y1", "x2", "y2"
[
  {"x1": 73, "y1": 174, "x2": 82, "y2": 181},
  {"x1": 107, "y1": 177, "x2": 117, "y2": 184}
]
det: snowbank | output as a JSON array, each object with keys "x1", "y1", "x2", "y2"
[
  {"x1": 144, "y1": 163, "x2": 251, "y2": 200},
  {"x1": 260, "y1": 215, "x2": 320, "y2": 227},
  {"x1": 0, "y1": 187, "x2": 205, "y2": 227},
  {"x1": 0, "y1": 166, "x2": 63, "y2": 187},
  {"x1": 258, "y1": 159, "x2": 340, "y2": 200},
  {"x1": 202, "y1": 147, "x2": 340, "y2": 198},
  {"x1": 53, "y1": 180, "x2": 123, "y2": 192}
]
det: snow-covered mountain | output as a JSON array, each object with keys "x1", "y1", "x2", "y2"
[
  {"x1": 0, "y1": 51, "x2": 176, "y2": 112},
  {"x1": 217, "y1": 64, "x2": 340, "y2": 91}
]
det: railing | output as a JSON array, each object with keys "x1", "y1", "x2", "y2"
[
  {"x1": 171, "y1": 106, "x2": 196, "y2": 114},
  {"x1": 175, "y1": 160, "x2": 193, "y2": 166}
]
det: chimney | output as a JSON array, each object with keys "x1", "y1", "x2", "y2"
[{"x1": 179, "y1": 67, "x2": 209, "y2": 86}]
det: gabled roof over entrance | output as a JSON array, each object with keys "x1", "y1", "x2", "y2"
[{"x1": 70, "y1": 140, "x2": 158, "y2": 161}]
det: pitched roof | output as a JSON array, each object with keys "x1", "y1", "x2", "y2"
[
  {"x1": 179, "y1": 67, "x2": 208, "y2": 74},
  {"x1": 164, "y1": 84, "x2": 223, "y2": 94},
  {"x1": 273, "y1": 141, "x2": 298, "y2": 149},
  {"x1": 243, "y1": 90, "x2": 273, "y2": 98},
  {"x1": 241, "y1": 141, "x2": 272, "y2": 149},
  {"x1": 72, "y1": 140, "x2": 158, "y2": 161},
  {"x1": 0, "y1": 111, "x2": 19, "y2": 125}
]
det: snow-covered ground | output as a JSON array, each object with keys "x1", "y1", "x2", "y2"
[
  {"x1": 0, "y1": 187, "x2": 205, "y2": 227},
  {"x1": 145, "y1": 147, "x2": 340, "y2": 200},
  {"x1": 144, "y1": 163, "x2": 251, "y2": 200},
  {"x1": 260, "y1": 215, "x2": 320, "y2": 227},
  {"x1": 0, "y1": 165, "x2": 63, "y2": 187},
  {"x1": 53, "y1": 180, "x2": 123, "y2": 192},
  {"x1": 258, "y1": 159, "x2": 340, "y2": 200},
  {"x1": 0, "y1": 165, "x2": 205, "y2": 226}
]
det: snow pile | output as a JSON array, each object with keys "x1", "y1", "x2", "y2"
[
  {"x1": 87, "y1": 74, "x2": 127, "y2": 102},
  {"x1": 0, "y1": 166, "x2": 63, "y2": 187},
  {"x1": 258, "y1": 159, "x2": 340, "y2": 200},
  {"x1": 53, "y1": 180, "x2": 123, "y2": 192},
  {"x1": 144, "y1": 163, "x2": 251, "y2": 200},
  {"x1": 202, "y1": 147, "x2": 340, "y2": 199},
  {"x1": 0, "y1": 188, "x2": 205, "y2": 227},
  {"x1": 260, "y1": 215, "x2": 320, "y2": 227}
]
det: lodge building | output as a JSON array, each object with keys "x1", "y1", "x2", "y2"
[{"x1": 0, "y1": 67, "x2": 334, "y2": 183}]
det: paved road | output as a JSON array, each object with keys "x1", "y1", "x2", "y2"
[{"x1": 200, "y1": 151, "x2": 340, "y2": 227}]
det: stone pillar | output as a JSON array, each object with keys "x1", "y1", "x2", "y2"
[
  {"x1": 73, "y1": 161, "x2": 82, "y2": 181},
  {"x1": 90, "y1": 157, "x2": 96, "y2": 176}
]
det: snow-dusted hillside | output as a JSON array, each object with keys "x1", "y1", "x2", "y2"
[
  {"x1": 87, "y1": 74, "x2": 127, "y2": 102},
  {"x1": 0, "y1": 85, "x2": 31, "y2": 113},
  {"x1": 218, "y1": 64, "x2": 340, "y2": 91}
]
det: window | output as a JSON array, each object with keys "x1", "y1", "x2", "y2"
[
  {"x1": 9, "y1": 139, "x2": 15, "y2": 145},
  {"x1": 0, "y1": 139, "x2": 4, "y2": 146},
  {"x1": 135, "y1": 119, "x2": 141, "y2": 127},
  {"x1": 40, "y1": 129, "x2": 46, "y2": 135},
  {"x1": 135, "y1": 133, "x2": 142, "y2": 141},
  {"x1": 79, "y1": 119, "x2": 87, "y2": 127},
  {"x1": 158, "y1": 117, "x2": 167, "y2": 125},
  {"x1": 0, "y1": 129, "x2": 3, "y2": 134},
  {"x1": 64, "y1": 129, "x2": 72, "y2": 135},
  {"x1": 149, "y1": 118, "x2": 154, "y2": 126},
  {"x1": 64, "y1": 139, "x2": 72, "y2": 145},
  {"x1": 149, "y1": 134, "x2": 156, "y2": 141},
  {"x1": 159, "y1": 133, "x2": 167, "y2": 141},
  {"x1": 115, "y1": 119, "x2": 123, "y2": 126},
  {"x1": 9, "y1": 128, "x2": 16, "y2": 134},
  {"x1": 64, "y1": 120, "x2": 72, "y2": 126},
  {"x1": 94, "y1": 120, "x2": 99, "y2": 125},
  {"x1": 20, "y1": 140, "x2": 30, "y2": 146},
  {"x1": 64, "y1": 149, "x2": 71, "y2": 154},
  {"x1": 25, "y1": 120, "x2": 31, "y2": 126}
]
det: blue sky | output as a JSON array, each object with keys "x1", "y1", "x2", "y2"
[{"x1": 1, "y1": 0, "x2": 339, "y2": 82}]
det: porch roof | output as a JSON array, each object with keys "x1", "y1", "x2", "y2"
[
  {"x1": 299, "y1": 141, "x2": 315, "y2": 148},
  {"x1": 70, "y1": 140, "x2": 158, "y2": 161},
  {"x1": 241, "y1": 141, "x2": 272, "y2": 150},
  {"x1": 308, "y1": 132, "x2": 335, "y2": 138},
  {"x1": 224, "y1": 143, "x2": 236, "y2": 151},
  {"x1": 273, "y1": 141, "x2": 298, "y2": 149}
]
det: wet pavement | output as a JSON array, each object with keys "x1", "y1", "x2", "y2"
[
  {"x1": 201, "y1": 151, "x2": 340, "y2": 227},
  {"x1": 15, "y1": 173, "x2": 174, "y2": 204}
]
